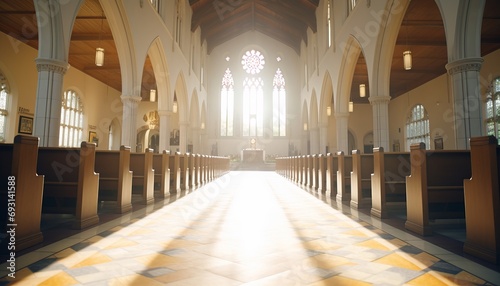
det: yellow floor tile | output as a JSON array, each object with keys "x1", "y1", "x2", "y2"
[
  {"x1": 39, "y1": 271, "x2": 78, "y2": 286},
  {"x1": 355, "y1": 239, "x2": 391, "y2": 251},
  {"x1": 308, "y1": 274, "x2": 372, "y2": 286},
  {"x1": 374, "y1": 253, "x2": 424, "y2": 271},
  {"x1": 71, "y1": 252, "x2": 113, "y2": 268}
]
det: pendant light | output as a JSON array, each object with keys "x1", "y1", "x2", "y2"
[
  {"x1": 359, "y1": 84, "x2": 366, "y2": 97},
  {"x1": 95, "y1": 10, "x2": 105, "y2": 66},
  {"x1": 403, "y1": 20, "x2": 412, "y2": 70}
]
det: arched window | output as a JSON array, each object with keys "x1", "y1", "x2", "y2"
[
  {"x1": 220, "y1": 68, "x2": 234, "y2": 136},
  {"x1": 59, "y1": 90, "x2": 84, "y2": 147},
  {"x1": 486, "y1": 77, "x2": 500, "y2": 142},
  {"x1": 349, "y1": 0, "x2": 357, "y2": 11},
  {"x1": 406, "y1": 104, "x2": 430, "y2": 150},
  {"x1": 327, "y1": 0, "x2": 332, "y2": 48},
  {"x1": 175, "y1": 0, "x2": 183, "y2": 46},
  {"x1": 0, "y1": 73, "x2": 9, "y2": 143},
  {"x1": 273, "y1": 68, "x2": 286, "y2": 136},
  {"x1": 243, "y1": 77, "x2": 264, "y2": 137},
  {"x1": 241, "y1": 49, "x2": 265, "y2": 137}
]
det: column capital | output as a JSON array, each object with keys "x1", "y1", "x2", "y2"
[
  {"x1": 368, "y1": 95, "x2": 391, "y2": 105},
  {"x1": 120, "y1": 95, "x2": 142, "y2": 104},
  {"x1": 334, "y1": 112, "x2": 350, "y2": 119},
  {"x1": 446, "y1": 57, "x2": 483, "y2": 75},
  {"x1": 35, "y1": 58, "x2": 69, "y2": 74}
]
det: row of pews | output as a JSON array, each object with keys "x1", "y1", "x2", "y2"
[
  {"x1": 0, "y1": 135, "x2": 230, "y2": 252},
  {"x1": 276, "y1": 136, "x2": 500, "y2": 264}
]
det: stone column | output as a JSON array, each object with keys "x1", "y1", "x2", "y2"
[
  {"x1": 319, "y1": 124, "x2": 328, "y2": 154},
  {"x1": 369, "y1": 95, "x2": 391, "y2": 151},
  {"x1": 445, "y1": 58, "x2": 484, "y2": 149},
  {"x1": 192, "y1": 127, "x2": 200, "y2": 153},
  {"x1": 310, "y1": 127, "x2": 320, "y2": 154},
  {"x1": 335, "y1": 112, "x2": 349, "y2": 153},
  {"x1": 158, "y1": 110, "x2": 171, "y2": 152},
  {"x1": 179, "y1": 121, "x2": 189, "y2": 153},
  {"x1": 34, "y1": 58, "x2": 69, "y2": 147},
  {"x1": 120, "y1": 95, "x2": 142, "y2": 150}
]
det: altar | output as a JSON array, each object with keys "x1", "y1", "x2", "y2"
[{"x1": 241, "y1": 149, "x2": 264, "y2": 163}]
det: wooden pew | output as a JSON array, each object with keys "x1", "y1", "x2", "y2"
[
  {"x1": 405, "y1": 143, "x2": 471, "y2": 236},
  {"x1": 0, "y1": 135, "x2": 44, "y2": 250},
  {"x1": 37, "y1": 142, "x2": 99, "y2": 229},
  {"x1": 296, "y1": 156, "x2": 303, "y2": 184},
  {"x1": 336, "y1": 151, "x2": 352, "y2": 202},
  {"x1": 292, "y1": 156, "x2": 299, "y2": 183},
  {"x1": 463, "y1": 136, "x2": 500, "y2": 264},
  {"x1": 130, "y1": 148, "x2": 155, "y2": 205},
  {"x1": 200, "y1": 155, "x2": 206, "y2": 185},
  {"x1": 317, "y1": 154, "x2": 327, "y2": 192},
  {"x1": 307, "y1": 155, "x2": 313, "y2": 188},
  {"x1": 153, "y1": 150, "x2": 170, "y2": 198},
  {"x1": 189, "y1": 153, "x2": 197, "y2": 189},
  {"x1": 326, "y1": 153, "x2": 338, "y2": 196},
  {"x1": 370, "y1": 147, "x2": 410, "y2": 219},
  {"x1": 350, "y1": 150, "x2": 373, "y2": 209},
  {"x1": 170, "y1": 152, "x2": 181, "y2": 193},
  {"x1": 179, "y1": 153, "x2": 190, "y2": 190},
  {"x1": 195, "y1": 154, "x2": 201, "y2": 187},
  {"x1": 311, "y1": 154, "x2": 319, "y2": 189},
  {"x1": 95, "y1": 146, "x2": 133, "y2": 213},
  {"x1": 301, "y1": 155, "x2": 307, "y2": 186}
]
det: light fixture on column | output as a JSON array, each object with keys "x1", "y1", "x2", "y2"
[
  {"x1": 349, "y1": 101, "x2": 354, "y2": 113},
  {"x1": 303, "y1": 123, "x2": 308, "y2": 131},
  {"x1": 359, "y1": 83, "x2": 366, "y2": 97},
  {"x1": 172, "y1": 93, "x2": 178, "y2": 113},
  {"x1": 201, "y1": 122, "x2": 205, "y2": 130},
  {"x1": 403, "y1": 20, "x2": 412, "y2": 70},
  {"x1": 149, "y1": 89, "x2": 156, "y2": 102},
  {"x1": 95, "y1": 10, "x2": 105, "y2": 66}
]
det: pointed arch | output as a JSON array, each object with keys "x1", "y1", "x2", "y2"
[
  {"x1": 147, "y1": 37, "x2": 171, "y2": 110},
  {"x1": 336, "y1": 36, "x2": 362, "y2": 114},
  {"x1": 174, "y1": 71, "x2": 189, "y2": 122},
  {"x1": 320, "y1": 71, "x2": 334, "y2": 126},
  {"x1": 272, "y1": 68, "x2": 286, "y2": 137}
]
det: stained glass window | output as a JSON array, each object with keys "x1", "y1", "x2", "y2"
[
  {"x1": 485, "y1": 77, "x2": 500, "y2": 143},
  {"x1": 0, "y1": 73, "x2": 8, "y2": 142},
  {"x1": 220, "y1": 68, "x2": 234, "y2": 136},
  {"x1": 59, "y1": 90, "x2": 84, "y2": 147},
  {"x1": 273, "y1": 68, "x2": 286, "y2": 136},
  {"x1": 243, "y1": 77, "x2": 264, "y2": 137},
  {"x1": 405, "y1": 104, "x2": 430, "y2": 150},
  {"x1": 241, "y1": 50, "x2": 265, "y2": 74}
]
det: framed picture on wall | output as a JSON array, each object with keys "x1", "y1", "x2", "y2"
[
  {"x1": 89, "y1": 131, "x2": 99, "y2": 147},
  {"x1": 18, "y1": 116, "x2": 33, "y2": 135}
]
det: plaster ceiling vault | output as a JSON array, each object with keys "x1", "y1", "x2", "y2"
[{"x1": 0, "y1": 0, "x2": 499, "y2": 103}]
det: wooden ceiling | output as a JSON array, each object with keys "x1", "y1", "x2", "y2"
[
  {"x1": 352, "y1": 0, "x2": 500, "y2": 103},
  {"x1": 0, "y1": 0, "x2": 499, "y2": 104},
  {"x1": 189, "y1": 0, "x2": 319, "y2": 54}
]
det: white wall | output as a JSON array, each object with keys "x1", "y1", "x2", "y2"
[
  {"x1": 0, "y1": 32, "x2": 122, "y2": 149},
  {"x1": 205, "y1": 31, "x2": 303, "y2": 158}
]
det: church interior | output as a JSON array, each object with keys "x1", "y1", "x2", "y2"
[{"x1": 0, "y1": 0, "x2": 500, "y2": 284}]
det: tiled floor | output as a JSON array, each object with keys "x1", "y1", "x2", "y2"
[{"x1": 1, "y1": 171, "x2": 499, "y2": 285}]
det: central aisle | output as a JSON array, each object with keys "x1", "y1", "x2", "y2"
[{"x1": 2, "y1": 171, "x2": 493, "y2": 285}]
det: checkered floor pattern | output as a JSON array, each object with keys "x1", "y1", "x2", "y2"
[{"x1": 1, "y1": 171, "x2": 498, "y2": 285}]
